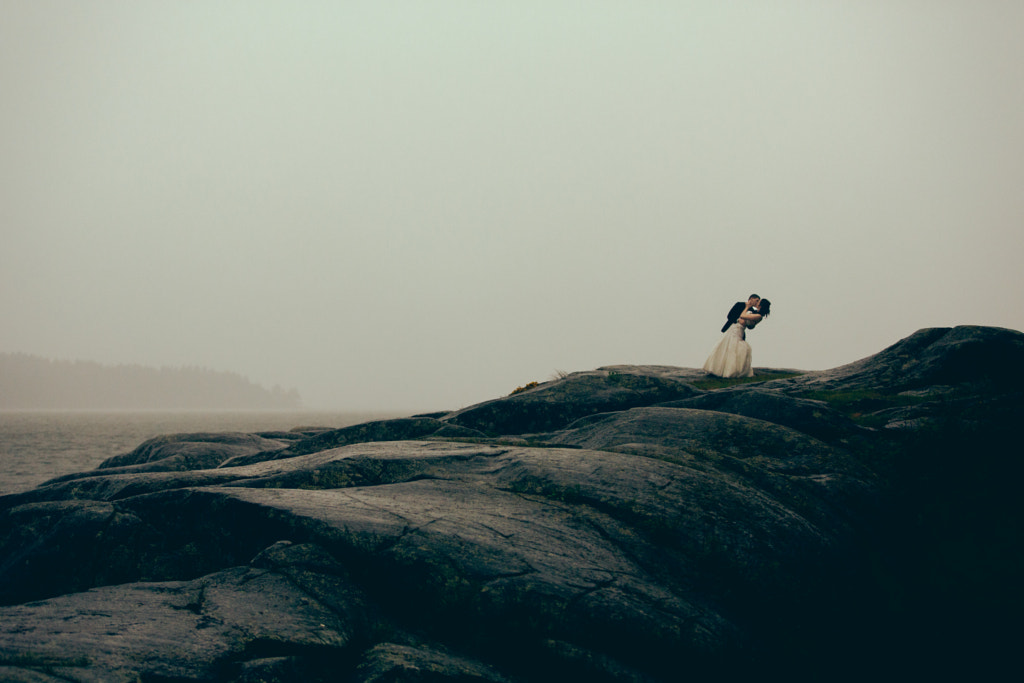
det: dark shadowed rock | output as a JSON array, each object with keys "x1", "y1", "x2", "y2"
[
  {"x1": 89, "y1": 432, "x2": 291, "y2": 474},
  {"x1": 0, "y1": 437, "x2": 871, "y2": 680},
  {"x1": 443, "y1": 368, "x2": 703, "y2": 435},
  {"x1": 778, "y1": 325, "x2": 1024, "y2": 394},
  {"x1": 355, "y1": 643, "x2": 513, "y2": 683},
  {"x1": 0, "y1": 326, "x2": 1021, "y2": 681},
  {"x1": 223, "y1": 417, "x2": 487, "y2": 467},
  {"x1": 541, "y1": 406, "x2": 878, "y2": 538},
  {"x1": 660, "y1": 387, "x2": 864, "y2": 443},
  {"x1": 0, "y1": 542, "x2": 371, "y2": 682}
]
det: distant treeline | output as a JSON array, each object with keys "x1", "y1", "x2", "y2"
[{"x1": 0, "y1": 353, "x2": 302, "y2": 410}]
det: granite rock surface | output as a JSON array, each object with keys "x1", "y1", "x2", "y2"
[{"x1": 1, "y1": 326, "x2": 1021, "y2": 681}]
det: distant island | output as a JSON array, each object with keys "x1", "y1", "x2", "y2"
[{"x1": 0, "y1": 353, "x2": 302, "y2": 410}]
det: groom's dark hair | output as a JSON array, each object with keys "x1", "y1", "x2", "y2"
[{"x1": 748, "y1": 293, "x2": 760, "y2": 300}]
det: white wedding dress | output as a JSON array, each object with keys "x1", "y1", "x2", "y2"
[{"x1": 702, "y1": 322, "x2": 753, "y2": 378}]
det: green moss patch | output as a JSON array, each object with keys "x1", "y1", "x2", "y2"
[{"x1": 796, "y1": 389, "x2": 929, "y2": 425}]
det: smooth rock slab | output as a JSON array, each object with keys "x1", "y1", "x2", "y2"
[
  {"x1": 0, "y1": 563, "x2": 357, "y2": 682},
  {"x1": 5, "y1": 440, "x2": 834, "y2": 678}
]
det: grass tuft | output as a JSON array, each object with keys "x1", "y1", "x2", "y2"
[{"x1": 510, "y1": 381, "x2": 539, "y2": 396}]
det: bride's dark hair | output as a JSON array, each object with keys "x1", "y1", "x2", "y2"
[{"x1": 758, "y1": 299, "x2": 771, "y2": 317}]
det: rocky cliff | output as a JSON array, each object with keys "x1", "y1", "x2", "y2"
[{"x1": 1, "y1": 326, "x2": 1021, "y2": 682}]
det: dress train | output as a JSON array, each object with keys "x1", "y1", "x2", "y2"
[{"x1": 702, "y1": 322, "x2": 753, "y2": 378}]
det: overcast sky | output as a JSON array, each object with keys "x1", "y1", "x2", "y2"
[{"x1": 2, "y1": 1, "x2": 1022, "y2": 411}]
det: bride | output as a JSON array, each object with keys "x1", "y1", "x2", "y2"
[{"x1": 702, "y1": 299, "x2": 771, "y2": 378}]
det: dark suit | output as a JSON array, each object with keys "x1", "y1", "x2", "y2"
[{"x1": 721, "y1": 302, "x2": 746, "y2": 333}]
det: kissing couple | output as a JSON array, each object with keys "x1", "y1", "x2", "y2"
[{"x1": 702, "y1": 293, "x2": 771, "y2": 378}]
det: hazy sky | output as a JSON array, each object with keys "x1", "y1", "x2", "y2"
[{"x1": 3, "y1": 2, "x2": 1022, "y2": 411}]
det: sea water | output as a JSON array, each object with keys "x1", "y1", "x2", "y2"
[{"x1": 0, "y1": 410, "x2": 404, "y2": 496}]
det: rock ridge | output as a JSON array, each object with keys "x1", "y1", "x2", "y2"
[{"x1": 0, "y1": 325, "x2": 1021, "y2": 681}]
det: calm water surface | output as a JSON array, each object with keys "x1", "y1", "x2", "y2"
[{"x1": 0, "y1": 410, "x2": 404, "y2": 496}]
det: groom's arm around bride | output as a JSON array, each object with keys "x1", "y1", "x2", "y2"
[{"x1": 721, "y1": 301, "x2": 746, "y2": 333}]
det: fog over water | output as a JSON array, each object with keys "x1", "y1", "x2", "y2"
[
  {"x1": 3, "y1": 2, "x2": 1022, "y2": 411},
  {"x1": 0, "y1": 410, "x2": 405, "y2": 495}
]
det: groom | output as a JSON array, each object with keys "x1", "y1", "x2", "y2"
[{"x1": 720, "y1": 294, "x2": 760, "y2": 333}]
